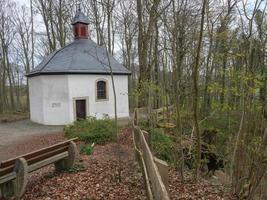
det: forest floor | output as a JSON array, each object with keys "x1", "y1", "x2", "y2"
[
  {"x1": 0, "y1": 127, "x2": 236, "y2": 200},
  {"x1": 6, "y1": 129, "x2": 147, "y2": 200},
  {"x1": 169, "y1": 169, "x2": 235, "y2": 200},
  {"x1": 0, "y1": 112, "x2": 29, "y2": 123}
]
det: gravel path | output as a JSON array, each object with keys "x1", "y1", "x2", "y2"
[{"x1": 0, "y1": 120, "x2": 64, "y2": 160}]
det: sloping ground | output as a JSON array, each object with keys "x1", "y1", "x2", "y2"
[
  {"x1": 169, "y1": 169, "x2": 236, "y2": 200},
  {"x1": 18, "y1": 128, "x2": 146, "y2": 200}
]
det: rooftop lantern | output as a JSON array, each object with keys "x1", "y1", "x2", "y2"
[{"x1": 71, "y1": 8, "x2": 90, "y2": 40}]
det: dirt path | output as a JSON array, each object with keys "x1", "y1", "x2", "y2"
[{"x1": 0, "y1": 120, "x2": 64, "y2": 160}]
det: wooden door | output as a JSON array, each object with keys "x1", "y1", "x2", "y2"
[{"x1": 76, "y1": 99, "x2": 86, "y2": 120}]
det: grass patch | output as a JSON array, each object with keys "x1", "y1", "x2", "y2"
[
  {"x1": 67, "y1": 164, "x2": 87, "y2": 173},
  {"x1": 80, "y1": 143, "x2": 94, "y2": 155},
  {"x1": 64, "y1": 117, "x2": 116, "y2": 144}
]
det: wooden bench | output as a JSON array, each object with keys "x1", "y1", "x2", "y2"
[{"x1": 0, "y1": 138, "x2": 79, "y2": 198}]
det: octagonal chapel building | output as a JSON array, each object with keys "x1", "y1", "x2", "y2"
[{"x1": 27, "y1": 9, "x2": 131, "y2": 125}]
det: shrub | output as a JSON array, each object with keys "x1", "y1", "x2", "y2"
[
  {"x1": 200, "y1": 112, "x2": 240, "y2": 158},
  {"x1": 80, "y1": 144, "x2": 94, "y2": 155},
  {"x1": 138, "y1": 120, "x2": 151, "y2": 132},
  {"x1": 150, "y1": 128, "x2": 174, "y2": 162},
  {"x1": 64, "y1": 117, "x2": 116, "y2": 144}
]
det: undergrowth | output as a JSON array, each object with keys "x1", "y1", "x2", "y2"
[
  {"x1": 64, "y1": 116, "x2": 116, "y2": 144},
  {"x1": 138, "y1": 120, "x2": 174, "y2": 162},
  {"x1": 137, "y1": 111, "x2": 241, "y2": 169},
  {"x1": 150, "y1": 128, "x2": 174, "y2": 162}
]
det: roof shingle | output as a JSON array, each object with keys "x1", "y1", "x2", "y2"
[{"x1": 27, "y1": 39, "x2": 131, "y2": 77}]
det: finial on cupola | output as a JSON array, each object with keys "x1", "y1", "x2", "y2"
[{"x1": 72, "y1": 5, "x2": 90, "y2": 40}]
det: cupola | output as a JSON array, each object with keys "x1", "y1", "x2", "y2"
[{"x1": 71, "y1": 8, "x2": 90, "y2": 40}]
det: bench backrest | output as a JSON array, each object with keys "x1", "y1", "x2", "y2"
[{"x1": 0, "y1": 138, "x2": 78, "y2": 178}]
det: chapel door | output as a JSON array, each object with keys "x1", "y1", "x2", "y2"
[{"x1": 76, "y1": 99, "x2": 86, "y2": 120}]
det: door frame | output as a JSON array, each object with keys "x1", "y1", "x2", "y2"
[{"x1": 73, "y1": 97, "x2": 89, "y2": 121}]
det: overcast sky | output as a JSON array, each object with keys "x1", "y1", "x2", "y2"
[{"x1": 17, "y1": 0, "x2": 29, "y2": 5}]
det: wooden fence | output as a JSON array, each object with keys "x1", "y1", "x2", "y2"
[{"x1": 132, "y1": 110, "x2": 170, "y2": 200}]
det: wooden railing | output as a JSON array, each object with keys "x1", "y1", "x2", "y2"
[{"x1": 132, "y1": 109, "x2": 170, "y2": 200}]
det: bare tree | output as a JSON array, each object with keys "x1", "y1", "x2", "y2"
[{"x1": 192, "y1": 0, "x2": 206, "y2": 180}]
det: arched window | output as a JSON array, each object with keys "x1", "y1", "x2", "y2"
[{"x1": 96, "y1": 80, "x2": 107, "y2": 100}]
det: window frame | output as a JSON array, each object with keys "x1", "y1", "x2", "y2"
[{"x1": 95, "y1": 79, "x2": 108, "y2": 101}]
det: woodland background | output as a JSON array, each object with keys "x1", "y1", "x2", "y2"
[{"x1": 0, "y1": 0, "x2": 266, "y2": 199}]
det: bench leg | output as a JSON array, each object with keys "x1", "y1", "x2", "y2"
[
  {"x1": 55, "y1": 141, "x2": 78, "y2": 171},
  {"x1": 14, "y1": 157, "x2": 28, "y2": 198},
  {"x1": 1, "y1": 181, "x2": 14, "y2": 198},
  {"x1": 0, "y1": 158, "x2": 28, "y2": 198}
]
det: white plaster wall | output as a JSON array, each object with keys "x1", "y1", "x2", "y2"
[
  {"x1": 29, "y1": 76, "x2": 44, "y2": 124},
  {"x1": 68, "y1": 74, "x2": 129, "y2": 121},
  {"x1": 41, "y1": 75, "x2": 70, "y2": 125},
  {"x1": 29, "y1": 74, "x2": 129, "y2": 125}
]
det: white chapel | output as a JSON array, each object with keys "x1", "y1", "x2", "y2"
[{"x1": 27, "y1": 9, "x2": 130, "y2": 125}]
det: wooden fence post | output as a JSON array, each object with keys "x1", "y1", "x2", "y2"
[
  {"x1": 154, "y1": 157, "x2": 169, "y2": 192},
  {"x1": 134, "y1": 109, "x2": 138, "y2": 126}
]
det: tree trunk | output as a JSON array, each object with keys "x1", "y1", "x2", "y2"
[{"x1": 192, "y1": 0, "x2": 206, "y2": 180}]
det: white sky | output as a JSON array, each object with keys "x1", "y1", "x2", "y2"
[{"x1": 17, "y1": 0, "x2": 29, "y2": 5}]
